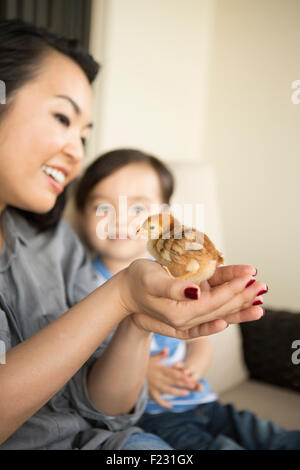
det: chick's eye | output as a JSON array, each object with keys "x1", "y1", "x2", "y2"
[
  {"x1": 81, "y1": 137, "x2": 87, "y2": 147},
  {"x1": 54, "y1": 113, "x2": 70, "y2": 127},
  {"x1": 150, "y1": 225, "x2": 156, "y2": 230}
]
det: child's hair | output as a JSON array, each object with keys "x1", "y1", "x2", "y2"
[
  {"x1": 75, "y1": 148, "x2": 175, "y2": 213},
  {"x1": 0, "y1": 19, "x2": 100, "y2": 232}
]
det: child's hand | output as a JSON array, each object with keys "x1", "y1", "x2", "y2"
[
  {"x1": 173, "y1": 361, "x2": 203, "y2": 392},
  {"x1": 147, "y1": 348, "x2": 200, "y2": 409}
]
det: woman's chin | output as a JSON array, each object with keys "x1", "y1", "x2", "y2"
[{"x1": 17, "y1": 197, "x2": 57, "y2": 215}]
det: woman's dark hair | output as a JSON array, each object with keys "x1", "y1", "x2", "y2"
[
  {"x1": 75, "y1": 149, "x2": 175, "y2": 212},
  {"x1": 0, "y1": 19, "x2": 100, "y2": 232}
]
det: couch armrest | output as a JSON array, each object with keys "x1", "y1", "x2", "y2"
[{"x1": 239, "y1": 308, "x2": 300, "y2": 392}]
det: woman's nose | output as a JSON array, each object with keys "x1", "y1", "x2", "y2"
[{"x1": 64, "y1": 135, "x2": 85, "y2": 162}]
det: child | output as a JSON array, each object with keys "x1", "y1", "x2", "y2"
[
  {"x1": 75, "y1": 148, "x2": 300, "y2": 450},
  {"x1": 75, "y1": 148, "x2": 217, "y2": 411}
]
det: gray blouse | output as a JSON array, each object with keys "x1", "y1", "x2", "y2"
[{"x1": 0, "y1": 207, "x2": 147, "y2": 450}]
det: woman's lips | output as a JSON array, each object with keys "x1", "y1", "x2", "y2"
[{"x1": 43, "y1": 172, "x2": 64, "y2": 194}]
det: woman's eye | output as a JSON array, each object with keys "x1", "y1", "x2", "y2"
[{"x1": 54, "y1": 113, "x2": 70, "y2": 127}]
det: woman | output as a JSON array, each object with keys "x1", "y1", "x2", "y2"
[{"x1": 0, "y1": 20, "x2": 265, "y2": 450}]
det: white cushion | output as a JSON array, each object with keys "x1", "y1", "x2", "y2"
[{"x1": 204, "y1": 324, "x2": 249, "y2": 395}]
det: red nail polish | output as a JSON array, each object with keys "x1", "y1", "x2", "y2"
[
  {"x1": 184, "y1": 287, "x2": 199, "y2": 300},
  {"x1": 252, "y1": 300, "x2": 263, "y2": 306},
  {"x1": 245, "y1": 279, "x2": 255, "y2": 288},
  {"x1": 257, "y1": 287, "x2": 268, "y2": 296}
]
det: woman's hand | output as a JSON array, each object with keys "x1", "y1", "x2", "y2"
[
  {"x1": 118, "y1": 260, "x2": 267, "y2": 339},
  {"x1": 147, "y1": 348, "x2": 199, "y2": 409}
]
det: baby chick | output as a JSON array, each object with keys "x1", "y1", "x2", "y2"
[{"x1": 137, "y1": 213, "x2": 224, "y2": 284}]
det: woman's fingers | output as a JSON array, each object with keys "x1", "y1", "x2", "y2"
[
  {"x1": 205, "y1": 280, "x2": 267, "y2": 323},
  {"x1": 208, "y1": 265, "x2": 257, "y2": 287},
  {"x1": 189, "y1": 277, "x2": 268, "y2": 325},
  {"x1": 223, "y1": 305, "x2": 264, "y2": 324},
  {"x1": 188, "y1": 306, "x2": 264, "y2": 338},
  {"x1": 144, "y1": 262, "x2": 257, "y2": 302},
  {"x1": 141, "y1": 261, "x2": 200, "y2": 301},
  {"x1": 148, "y1": 273, "x2": 261, "y2": 329},
  {"x1": 187, "y1": 318, "x2": 229, "y2": 338},
  {"x1": 198, "y1": 280, "x2": 211, "y2": 292}
]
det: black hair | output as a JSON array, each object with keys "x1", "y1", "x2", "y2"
[
  {"x1": 75, "y1": 148, "x2": 175, "y2": 213},
  {"x1": 0, "y1": 19, "x2": 100, "y2": 232}
]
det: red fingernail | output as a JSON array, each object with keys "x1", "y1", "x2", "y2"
[
  {"x1": 252, "y1": 300, "x2": 263, "y2": 306},
  {"x1": 245, "y1": 279, "x2": 256, "y2": 288},
  {"x1": 257, "y1": 286, "x2": 268, "y2": 296},
  {"x1": 184, "y1": 287, "x2": 199, "y2": 300}
]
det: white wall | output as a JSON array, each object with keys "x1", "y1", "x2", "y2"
[
  {"x1": 88, "y1": 0, "x2": 215, "y2": 162},
  {"x1": 87, "y1": 0, "x2": 300, "y2": 311},
  {"x1": 204, "y1": 0, "x2": 300, "y2": 311}
]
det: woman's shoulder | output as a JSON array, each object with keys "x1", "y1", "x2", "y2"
[
  {"x1": 6, "y1": 207, "x2": 89, "y2": 270},
  {"x1": 6, "y1": 207, "x2": 99, "y2": 304}
]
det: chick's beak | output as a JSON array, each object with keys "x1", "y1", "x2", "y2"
[{"x1": 136, "y1": 222, "x2": 149, "y2": 237}]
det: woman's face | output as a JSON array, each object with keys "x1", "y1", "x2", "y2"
[
  {"x1": 80, "y1": 162, "x2": 166, "y2": 262},
  {"x1": 0, "y1": 51, "x2": 93, "y2": 214}
]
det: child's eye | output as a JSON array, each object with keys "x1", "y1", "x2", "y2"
[
  {"x1": 132, "y1": 205, "x2": 146, "y2": 213},
  {"x1": 54, "y1": 113, "x2": 70, "y2": 127},
  {"x1": 97, "y1": 204, "x2": 112, "y2": 212}
]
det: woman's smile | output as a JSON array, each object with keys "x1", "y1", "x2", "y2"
[
  {"x1": 42, "y1": 169, "x2": 64, "y2": 194},
  {"x1": 41, "y1": 164, "x2": 72, "y2": 194}
]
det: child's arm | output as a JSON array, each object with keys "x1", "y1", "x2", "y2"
[{"x1": 87, "y1": 317, "x2": 153, "y2": 415}]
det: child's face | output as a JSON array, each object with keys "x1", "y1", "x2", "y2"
[{"x1": 80, "y1": 162, "x2": 165, "y2": 263}]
